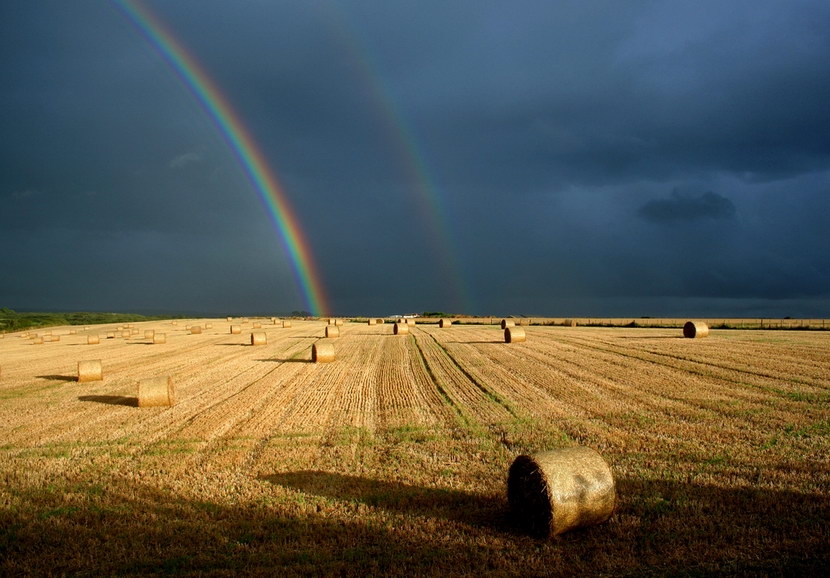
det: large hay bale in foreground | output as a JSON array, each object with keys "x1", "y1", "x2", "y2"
[
  {"x1": 439, "y1": 319, "x2": 452, "y2": 328},
  {"x1": 508, "y1": 446, "x2": 616, "y2": 537},
  {"x1": 77, "y1": 360, "x2": 103, "y2": 383},
  {"x1": 368, "y1": 318, "x2": 376, "y2": 326},
  {"x1": 394, "y1": 322, "x2": 409, "y2": 335},
  {"x1": 505, "y1": 326, "x2": 526, "y2": 343},
  {"x1": 325, "y1": 325, "x2": 340, "y2": 338},
  {"x1": 501, "y1": 319, "x2": 515, "y2": 329},
  {"x1": 312, "y1": 340, "x2": 335, "y2": 363},
  {"x1": 251, "y1": 332, "x2": 267, "y2": 346},
  {"x1": 137, "y1": 376, "x2": 175, "y2": 407},
  {"x1": 683, "y1": 321, "x2": 709, "y2": 339},
  {"x1": 87, "y1": 335, "x2": 100, "y2": 345},
  {"x1": 153, "y1": 333, "x2": 166, "y2": 344},
  {"x1": 230, "y1": 325, "x2": 241, "y2": 335}
]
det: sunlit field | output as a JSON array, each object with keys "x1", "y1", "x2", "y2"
[{"x1": 1, "y1": 319, "x2": 828, "y2": 575}]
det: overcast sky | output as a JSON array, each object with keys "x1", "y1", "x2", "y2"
[{"x1": 2, "y1": 0, "x2": 829, "y2": 317}]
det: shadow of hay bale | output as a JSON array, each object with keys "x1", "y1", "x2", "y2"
[{"x1": 78, "y1": 395, "x2": 138, "y2": 407}]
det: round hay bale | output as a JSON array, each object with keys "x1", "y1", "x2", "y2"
[
  {"x1": 394, "y1": 322, "x2": 409, "y2": 335},
  {"x1": 253, "y1": 322, "x2": 262, "y2": 329},
  {"x1": 69, "y1": 330, "x2": 76, "y2": 335},
  {"x1": 106, "y1": 332, "x2": 115, "y2": 339},
  {"x1": 282, "y1": 320, "x2": 292, "y2": 328},
  {"x1": 376, "y1": 318, "x2": 385, "y2": 324},
  {"x1": 328, "y1": 318, "x2": 336, "y2": 325},
  {"x1": 153, "y1": 333, "x2": 166, "y2": 344},
  {"x1": 144, "y1": 330, "x2": 155, "y2": 339},
  {"x1": 368, "y1": 318, "x2": 376, "y2": 326},
  {"x1": 406, "y1": 318, "x2": 415, "y2": 325},
  {"x1": 77, "y1": 360, "x2": 103, "y2": 383},
  {"x1": 570, "y1": 320, "x2": 577, "y2": 328},
  {"x1": 251, "y1": 332, "x2": 267, "y2": 346},
  {"x1": 508, "y1": 446, "x2": 616, "y2": 537},
  {"x1": 121, "y1": 330, "x2": 131, "y2": 338},
  {"x1": 683, "y1": 321, "x2": 709, "y2": 339},
  {"x1": 325, "y1": 325, "x2": 340, "y2": 338},
  {"x1": 439, "y1": 319, "x2": 452, "y2": 328},
  {"x1": 230, "y1": 325, "x2": 241, "y2": 334},
  {"x1": 33, "y1": 337, "x2": 44, "y2": 345},
  {"x1": 227, "y1": 317, "x2": 233, "y2": 322},
  {"x1": 137, "y1": 376, "x2": 175, "y2": 407},
  {"x1": 190, "y1": 325, "x2": 202, "y2": 335},
  {"x1": 87, "y1": 335, "x2": 100, "y2": 345},
  {"x1": 312, "y1": 340, "x2": 335, "y2": 363},
  {"x1": 501, "y1": 319, "x2": 516, "y2": 329},
  {"x1": 131, "y1": 328, "x2": 139, "y2": 336},
  {"x1": 205, "y1": 323, "x2": 213, "y2": 329},
  {"x1": 505, "y1": 326, "x2": 526, "y2": 343},
  {"x1": 335, "y1": 319, "x2": 344, "y2": 326}
]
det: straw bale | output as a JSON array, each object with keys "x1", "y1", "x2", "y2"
[
  {"x1": 683, "y1": 321, "x2": 709, "y2": 339},
  {"x1": 33, "y1": 338, "x2": 44, "y2": 345},
  {"x1": 190, "y1": 325, "x2": 202, "y2": 335},
  {"x1": 394, "y1": 322, "x2": 409, "y2": 335},
  {"x1": 251, "y1": 332, "x2": 267, "y2": 346},
  {"x1": 153, "y1": 333, "x2": 166, "y2": 344},
  {"x1": 227, "y1": 317, "x2": 233, "y2": 322},
  {"x1": 282, "y1": 320, "x2": 292, "y2": 328},
  {"x1": 137, "y1": 376, "x2": 175, "y2": 407},
  {"x1": 312, "y1": 340, "x2": 335, "y2": 363},
  {"x1": 439, "y1": 319, "x2": 452, "y2": 328},
  {"x1": 368, "y1": 318, "x2": 377, "y2": 325},
  {"x1": 328, "y1": 318, "x2": 336, "y2": 325},
  {"x1": 87, "y1": 335, "x2": 100, "y2": 345},
  {"x1": 121, "y1": 330, "x2": 131, "y2": 338},
  {"x1": 508, "y1": 446, "x2": 616, "y2": 537},
  {"x1": 505, "y1": 326, "x2": 526, "y2": 343},
  {"x1": 335, "y1": 319, "x2": 344, "y2": 326},
  {"x1": 325, "y1": 325, "x2": 340, "y2": 338},
  {"x1": 501, "y1": 319, "x2": 515, "y2": 329},
  {"x1": 253, "y1": 322, "x2": 262, "y2": 329},
  {"x1": 144, "y1": 330, "x2": 155, "y2": 339},
  {"x1": 205, "y1": 323, "x2": 213, "y2": 329},
  {"x1": 77, "y1": 360, "x2": 103, "y2": 383},
  {"x1": 230, "y1": 325, "x2": 242, "y2": 334},
  {"x1": 376, "y1": 318, "x2": 385, "y2": 324},
  {"x1": 106, "y1": 332, "x2": 115, "y2": 339},
  {"x1": 69, "y1": 330, "x2": 76, "y2": 335}
]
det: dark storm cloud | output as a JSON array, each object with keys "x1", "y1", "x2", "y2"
[
  {"x1": 639, "y1": 190, "x2": 737, "y2": 223},
  {"x1": 1, "y1": 0, "x2": 829, "y2": 316}
]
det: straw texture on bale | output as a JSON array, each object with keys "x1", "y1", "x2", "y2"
[
  {"x1": 227, "y1": 317, "x2": 233, "y2": 322},
  {"x1": 505, "y1": 326, "x2": 526, "y2": 343},
  {"x1": 230, "y1": 325, "x2": 242, "y2": 334},
  {"x1": 376, "y1": 318, "x2": 385, "y2": 324},
  {"x1": 137, "y1": 376, "x2": 175, "y2": 407},
  {"x1": 683, "y1": 321, "x2": 710, "y2": 339},
  {"x1": 394, "y1": 322, "x2": 409, "y2": 335},
  {"x1": 107, "y1": 332, "x2": 115, "y2": 339},
  {"x1": 368, "y1": 318, "x2": 376, "y2": 325},
  {"x1": 144, "y1": 330, "x2": 155, "y2": 339},
  {"x1": 251, "y1": 332, "x2": 267, "y2": 346},
  {"x1": 153, "y1": 333, "x2": 166, "y2": 344},
  {"x1": 335, "y1": 319, "x2": 344, "y2": 326},
  {"x1": 77, "y1": 360, "x2": 103, "y2": 383},
  {"x1": 87, "y1": 335, "x2": 100, "y2": 345},
  {"x1": 501, "y1": 319, "x2": 516, "y2": 329},
  {"x1": 439, "y1": 319, "x2": 452, "y2": 328},
  {"x1": 312, "y1": 341, "x2": 335, "y2": 363},
  {"x1": 33, "y1": 338, "x2": 44, "y2": 345},
  {"x1": 508, "y1": 446, "x2": 616, "y2": 537},
  {"x1": 121, "y1": 330, "x2": 131, "y2": 338},
  {"x1": 190, "y1": 326, "x2": 202, "y2": 334},
  {"x1": 328, "y1": 318, "x2": 336, "y2": 325},
  {"x1": 253, "y1": 322, "x2": 262, "y2": 329},
  {"x1": 282, "y1": 320, "x2": 292, "y2": 328},
  {"x1": 325, "y1": 325, "x2": 340, "y2": 338}
]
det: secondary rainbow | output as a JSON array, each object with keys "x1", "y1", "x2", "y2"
[{"x1": 114, "y1": 0, "x2": 328, "y2": 316}]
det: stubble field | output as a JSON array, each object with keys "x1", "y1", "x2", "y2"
[{"x1": 1, "y1": 319, "x2": 828, "y2": 576}]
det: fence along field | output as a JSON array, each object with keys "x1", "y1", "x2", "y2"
[{"x1": 0, "y1": 318, "x2": 827, "y2": 575}]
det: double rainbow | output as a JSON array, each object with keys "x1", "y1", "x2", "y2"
[{"x1": 114, "y1": 0, "x2": 328, "y2": 316}]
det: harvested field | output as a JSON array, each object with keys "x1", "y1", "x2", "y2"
[{"x1": 0, "y1": 320, "x2": 828, "y2": 575}]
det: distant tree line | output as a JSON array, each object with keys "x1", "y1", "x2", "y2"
[{"x1": 0, "y1": 308, "x2": 177, "y2": 332}]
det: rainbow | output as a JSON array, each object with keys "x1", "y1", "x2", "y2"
[
  {"x1": 113, "y1": 0, "x2": 328, "y2": 316},
  {"x1": 318, "y1": 5, "x2": 474, "y2": 314}
]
